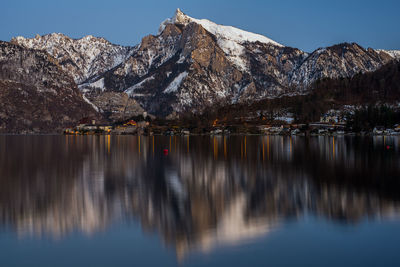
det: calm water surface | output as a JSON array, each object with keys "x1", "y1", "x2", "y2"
[{"x1": 0, "y1": 135, "x2": 400, "y2": 266}]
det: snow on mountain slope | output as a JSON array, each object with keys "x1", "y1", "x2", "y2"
[
  {"x1": 125, "y1": 75, "x2": 155, "y2": 96},
  {"x1": 387, "y1": 50, "x2": 400, "y2": 59},
  {"x1": 11, "y1": 33, "x2": 134, "y2": 84},
  {"x1": 163, "y1": 72, "x2": 188, "y2": 94},
  {"x1": 375, "y1": 49, "x2": 400, "y2": 60},
  {"x1": 160, "y1": 9, "x2": 282, "y2": 46},
  {"x1": 159, "y1": 9, "x2": 283, "y2": 72},
  {"x1": 290, "y1": 43, "x2": 393, "y2": 87}
]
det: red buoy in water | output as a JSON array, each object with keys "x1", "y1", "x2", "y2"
[{"x1": 163, "y1": 149, "x2": 168, "y2": 155}]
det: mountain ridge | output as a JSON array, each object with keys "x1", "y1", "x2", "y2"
[
  {"x1": 76, "y1": 9, "x2": 398, "y2": 117},
  {"x1": 3, "y1": 8, "x2": 400, "y2": 124},
  {"x1": 11, "y1": 33, "x2": 135, "y2": 84}
]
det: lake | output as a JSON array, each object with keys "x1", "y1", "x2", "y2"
[{"x1": 0, "y1": 135, "x2": 400, "y2": 266}]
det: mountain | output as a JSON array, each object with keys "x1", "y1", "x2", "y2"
[
  {"x1": 11, "y1": 33, "x2": 148, "y2": 121},
  {"x1": 6, "y1": 9, "x2": 400, "y2": 121},
  {"x1": 289, "y1": 43, "x2": 395, "y2": 86},
  {"x1": 77, "y1": 9, "x2": 398, "y2": 118},
  {"x1": 11, "y1": 33, "x2": 134, "y2": 84},
  {"x1": 200, "y1": 60, "x2": 400, "y2": 127},
  {"x1": 0, "y1": 41, "x2": 99, "y2": 133}
]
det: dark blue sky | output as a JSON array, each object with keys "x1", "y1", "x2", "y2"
[{"x1": 1, "y1": 0, "x2": 399, "y2": 52}]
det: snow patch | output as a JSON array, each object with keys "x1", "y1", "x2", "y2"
[
  {"x1": 82, "y1": 94, "x2": 100, "y2": 112},
  {"x1": 91, "y1": 78, "x2": 105, "y2": 91},
  {"x1": 78, "y1": 77, "x2": 105, "y2": 92},
  {"x1": 177, "y1": 54, "x2": 186, "y2": 64},
  {"x1": 125, "y1": 75, "x2": 155, "y2": 96},
  {"x1": 314, "y1": 48, "x2": 327, "y2": 55},
  {"x1": 163, "y1": 72, "x2": 188, "y2": 94},
  {"x1": 217, "y1": 39, "x2": 247, "y2": 71}
]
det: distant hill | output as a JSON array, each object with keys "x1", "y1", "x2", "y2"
[
  {"x1": 189, "y1": 61, "x2": 400, "y2": 125},
  {"x1": 0, "y1": 41, "x2": 100, "y2": 133}
]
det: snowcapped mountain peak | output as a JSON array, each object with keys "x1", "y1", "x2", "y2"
[
  {"x1": 173, "y1": 8, "x2": 191, "y2": 25},
  {"x1": 159, "y1": 9, "x2": 283, "y2": 47}
]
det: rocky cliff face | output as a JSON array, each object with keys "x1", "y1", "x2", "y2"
[
  {"x1": 79, "y1": 9, "x2": 398, "y2": 117},
  {"x1": 0, "y1": 41, "x2": 99, "y2": 133}
]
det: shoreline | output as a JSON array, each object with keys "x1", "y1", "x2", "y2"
[{"x1": 2, "y1": 132, "x2": 400, "y2": 137}]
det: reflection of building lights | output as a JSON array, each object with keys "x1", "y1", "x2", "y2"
[
  {"x1": 214, "y1": 137, "x2": 218, "y2": 159},
  {"x1": 224, "y1": 137, "x2": 227, "y2": 159},
  {"x1": 262, "y1": 138, "x2": 265, "y2": 161},
  {"x1": 106, "y1": 135, "x2": 110, "y2": 154},
  {"x1": 241, "y1": 140, "x2": 243, "y2": 159},
  {"x1": 138, "y1": 135, "x2": 141, "y2": 155},
  {"x1": 244, "y1": 136, "x2": 247, "y2": 158}
]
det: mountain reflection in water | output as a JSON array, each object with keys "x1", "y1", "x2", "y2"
[{"x1": 0, "y1": 135, "x2": 399, "y2": 259}]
